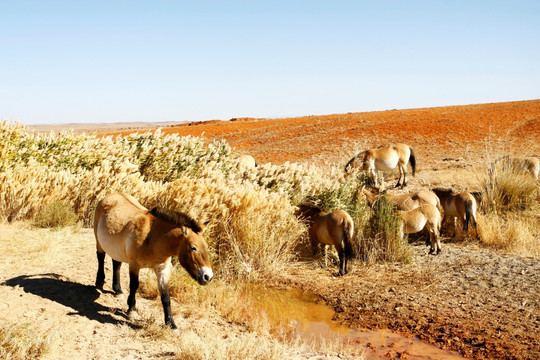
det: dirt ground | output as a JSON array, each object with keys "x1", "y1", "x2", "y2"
[
  {"x1": 12, "y1": 99, "x2": 540, "y2": 359},
  {"x1": 281, "y1": 243, "x2": 540, "y2": 360}
]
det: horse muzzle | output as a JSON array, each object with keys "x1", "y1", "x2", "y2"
[{"x1": 197, "y1": 266, "x2": 213, "y2": 285}]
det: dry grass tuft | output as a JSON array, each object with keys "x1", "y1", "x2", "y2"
[
  {"x1": 477, "y1": 213, "x2": 540, "y2": 256},
  {"x1": 0, "y1": 322, "x2": 57, "y2": 360},
  {"x1": 33, "y1": 200, "x2": 78, "y2": 228},
  {"x1": 358, "y1": 197, "x2": 412, "y2": 264}
]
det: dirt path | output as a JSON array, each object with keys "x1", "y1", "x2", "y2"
[{"x1": 282, "y1": 242, "x2": 540, "y2": 360}]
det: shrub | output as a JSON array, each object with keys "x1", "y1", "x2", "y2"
[
  {"x1": 479, "y1": 170, "x2": 539, "y2": 214},
  {"x1": 33, "y1": 200, "x2": 78, "y2": 228},
  {"x1": 357, "y1": 197, "x2": 411, "y2": 264}
]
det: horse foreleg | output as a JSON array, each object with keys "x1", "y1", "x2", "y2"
[
  {"x1": 112, "y1": 260, "x2": 123, "y2": 295},
  {"x1": 154, "y1": 264, "x2": 176, "y2": 328},
  {"x1": 95, "y1": 251, "x2": 106, "y2": 290},
  {"x1": 127, "y1": 267, "x2": 140, "y2": 315}
]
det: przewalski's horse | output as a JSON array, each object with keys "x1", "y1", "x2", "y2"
[
  {"x1": 295, "y1": 204, "x2": 355, "y2": 276},
  {"x1": 237, "y1": 154, "x2": 257, "y2": 171},
  {"x1": 345, "y1": 143, "x2": 416, "y2": 190},
  {"x1": 491, "y1": 156, "x2": 540, "y2": 180},
  {"x1": 94, "y1": 193, "x2": 213, "y2": 328},
  {"x1": 432, "y1": 188, "x2": 480, "y2": 240},
  {"x1": 399, "y1": 204, "x2": 442, "y2": 255},
  {"x1": 361, "y1": 186, "x2": 440, "y2": 211}
]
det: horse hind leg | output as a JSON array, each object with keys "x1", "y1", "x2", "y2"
[
  {"x1": 112, "y1": 260, "x2": 123, "y2": 295},
  {"x1": 395, "y1": 165, "x2": 405, "y2": 188},
  {"x1": 428, "y1": 225, "x2": 441, "y2": 255},
  {"x1": 338, "y1": 250, "x2": 346, "y2": 276},
  {"x1": 95, "y1": 250, "x2": 106, "y2": 290}
]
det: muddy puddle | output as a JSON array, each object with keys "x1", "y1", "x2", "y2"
[{"x1": 244, "y1": 285, "x2": 466, "y2": 360}]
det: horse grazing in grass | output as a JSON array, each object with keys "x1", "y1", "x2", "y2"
[
  {"x1": 399, "y1": 204, "x2": 442, "y2": 255},
  {"x1": 237, "y1": 154, "x2": 257, "y2": 170},
  {"x1": 345, "y1": 143, "x2": 416, "y2": 190},
  {"x1": 432, "y1": 188, "x2": 480, "y2": 240},
  {"x1": 361, "y1": 186, "x2": 440, "y2": 211},
  {"x1": 491, "y1": 156, "x2": 539, "y2": 180},
  {"x1": 295, "y1": 204, "x2": 355, "y2": 276},
  {"x1": 94, "y1": 193, "x2": 213, "y2": 328}
]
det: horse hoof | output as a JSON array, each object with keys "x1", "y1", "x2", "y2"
[
  {"x1": 114, "y1": 291, "x2": 124, "y2": 298},
  {"x1": 127, "y1": 309, "x2": 140, "y2": 320}
]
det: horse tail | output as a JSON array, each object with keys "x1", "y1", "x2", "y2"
[
  {"x1": 464, "y1": 196, "x2": 476, "y2": 232},
  {"x1": 409, "y1": 147, "x2": 416, "y2": 177},
  {"x1": 343, "y1": 220, "x2": 354, "y2": 259}
]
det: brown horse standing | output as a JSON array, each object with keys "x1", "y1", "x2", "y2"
[
  {"x1": 94, "y1": 193, "x2": 213, "y2": 328},
  {"x1": 432, "y1": 188, "x2": 480, "y2": 240},
  {"x1": 399, "y1": 204, "x2": 442, "y2": 254},
  {"x1": 345, "y1": 143, "x2": 416, "y2": 190},
  {"x1": 295, "y1": 204, "x2": 355, "y2": 276},
  {"x1": 361, "y1": 186, "x2": 440, "y2": 211}
]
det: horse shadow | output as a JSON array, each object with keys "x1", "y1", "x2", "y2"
[{"x1": 2, "y1": 273, "x2": 138, "y2": 328}]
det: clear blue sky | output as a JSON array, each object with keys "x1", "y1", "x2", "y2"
[{"x1": 1, "y1": 1, "x2": 539, "y2": 125}]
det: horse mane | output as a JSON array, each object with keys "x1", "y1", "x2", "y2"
[
  {"x1": 345, "y1": 150, "x2": 367, "y2": 171},
  {"x1": 296, "y1": 203, "x2": 324, "y2": 220},
  {"x1": 432, "y1": 187, "x2": 454, "y2": 196},
  {"x1": 150, "y1": 207, "x2": 202, "y2": 233}
]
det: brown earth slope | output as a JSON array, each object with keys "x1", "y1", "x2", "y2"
[{"x1": 101, "y1": 99, "x2": 540, "y2": 166}]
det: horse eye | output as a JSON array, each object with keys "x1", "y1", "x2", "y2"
[{"x1": 191, "y1": 245, "x2": 197, "y2": 251}]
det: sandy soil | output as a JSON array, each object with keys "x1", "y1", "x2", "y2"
[
  {"x1": 0, "y1": 225, "x2": 338, "y2": 360},
  {"x1": 7, "y1": 99, "x2": 540, "y2": 359}
]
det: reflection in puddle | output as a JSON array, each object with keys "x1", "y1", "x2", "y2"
[{"x1": 243, "y1": 285, "x2": 466, "y2": 360}]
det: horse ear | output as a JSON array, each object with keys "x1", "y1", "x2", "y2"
[{"x1": 181, "y1": 226, "x2": 189, "y2": 236}]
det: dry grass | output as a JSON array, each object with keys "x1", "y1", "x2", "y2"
[
  {"x1": 357, "y1": 197, "x2": 412, "y2": 264},
  {"x1": 0, "y1": 322, "x2": 57, "y2": 360},
  {"x1": 477, "y1": 213, "x2": 540, "y2": 256},
  {"x1": 33, "y1": 200, "x2": 78, "y2": 228}
]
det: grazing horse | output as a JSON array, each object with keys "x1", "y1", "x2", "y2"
[
  {"x1": 399, "y1": 204, "x2": 442, "y2": 254},
  {"x1": 345, "y1": 143, "x2": 416, "y2": 190},
  {"x1": 432, "y1": 188, "x2": 480, "y2": 240},
  {"x1": 295, "y1": 204, "x2": 354, "y2": 276},
  {"x1": 361, "y1": 186, "x2": 440, "y2": 211},
  {"x1": 491, "y1": 156, "x2": 540, "y2": 180},
  {"x1": 237, "y1": 154, "x2": 257, "y2": 170},
  {"x1": 94, "y1": 193, "x2": 213, "y2": 328}
]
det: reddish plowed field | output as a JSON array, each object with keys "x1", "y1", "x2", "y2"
[{"x1": 105, "y1": 99, "x2": 540, "y2": 166}]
